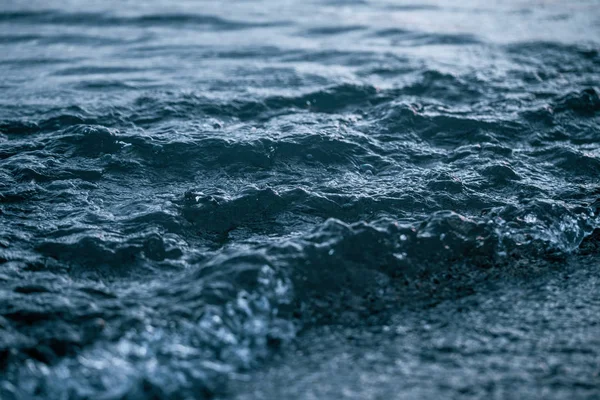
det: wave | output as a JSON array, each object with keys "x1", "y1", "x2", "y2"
[
  {"x1": 372, "y1": 29, "x2": 482, "y2": 46},
  {"x1": 2, "y1": 196, "x2": 597, "y2": 397},
  {"x1": 305, "y1": 25, "x2": 366, "y2": 37},
  {"x1": 554, "y1": 88, "x2": 600, "y2": 115},
  {"x1": 0, "y1": 78, "x2": 518, "y2": 138},
  {"x1": 0, "y1": 10, "x2": 284, "y2": 30}
]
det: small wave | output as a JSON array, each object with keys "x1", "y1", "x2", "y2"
[
  {"x1": 531, "y1": 146, "x2": 600, "y2": 177},
  {"x1": 52, "y1": 66, "x2": 142, "y2": 77},
  {"x1": 0, "y1": 33, "x2": 42, "y2": 44},
  {"x1": 554, "y1": 88, "x2": 600, "y2": 115},
  {"x1": 0, "y1": 84, "x2": 386, "y2": 137},
  {"x1": 3, "y1": 160, "x2": 103, "y2": 183},
  {"x1": 304, "y1": 25, "x2": 366, "y2": 36},
  {"x1": 0, "y1": 108, "x2": 103, "y2": 136},
  {"x1": 385, "y1": 4, "x2": 441, "y2": 11},
  {"x1": 402, "y1": 70, "x2": 484, "y2": 102},
  {"x1": 0, "y1": 10, "x2": 284, "y2": 30},
  {"x1": 371, "y1": 104, "x2": 521, "y2": 147},
  {"x1": 36, "y1": 233, "x2": 183, "y2": 271},
  {"x1": 47, "y1": 125, "x2": 121, "y2": 156},
  {"x1": 2, "y1": 249, "x2": 294, "y2": 399},
  {"x1": 506, "y1": 41, "x2": 600, "y2": 62},
  {"x1": 372, "y1": 28, "x2": 482, "y2": 46}
]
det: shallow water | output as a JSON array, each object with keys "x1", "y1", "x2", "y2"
[{"x1": 1, "y1": 0, "x2": 599, "y2": 398}]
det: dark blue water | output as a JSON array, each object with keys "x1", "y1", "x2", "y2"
[{"x1": 1, "y1": 1, "x2": 600, "y2": 398}]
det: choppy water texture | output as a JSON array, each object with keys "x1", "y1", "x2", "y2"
[{"x1": 1, "y1": 0, "x2": 600, "y2": 398}]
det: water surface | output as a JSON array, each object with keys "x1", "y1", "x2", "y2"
[{"x1": 1, "y1": 0, "x2": 600, "y2": 398}]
